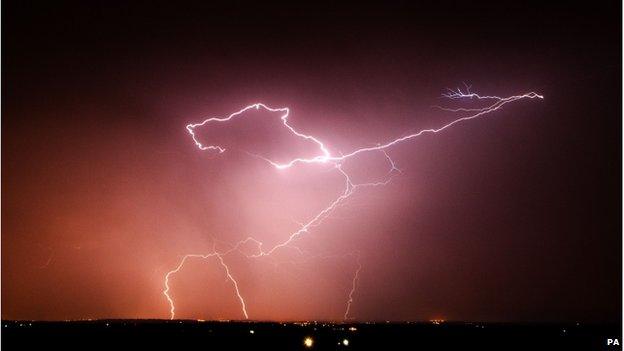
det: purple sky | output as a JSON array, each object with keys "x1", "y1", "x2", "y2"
[{"x1": 3, "y1": 1, "x2": 620, "y2": 322}]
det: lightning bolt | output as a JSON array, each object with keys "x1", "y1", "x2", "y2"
[
  {"x1": 343, "y1": 252, "x2": 362, "y2": 321},
  {"x1": 163, "y1": 87, "x2": 543, "y2": 320}
]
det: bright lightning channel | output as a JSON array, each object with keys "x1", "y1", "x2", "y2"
[{"x1": 163, "y1": 87, "x2": 543, "y2": 320}]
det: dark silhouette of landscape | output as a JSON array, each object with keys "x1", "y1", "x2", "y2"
[{"x1": 2, "y1": 319, "x2": 619, "y2": 350}]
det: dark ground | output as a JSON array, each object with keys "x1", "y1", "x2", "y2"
[{"x1": 2, "y1": 320, "x2": 621, "y2": 350}]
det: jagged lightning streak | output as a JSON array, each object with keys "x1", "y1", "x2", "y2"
[
  {"x1": 163, "y1": 252, "x2": 249, "y2": 319},
  {"x1": 163, "y1": 87, "x2": 543, "y2": 320},
  {"x1": 186, "y1": 104, "x2": 331, "y2": 160},
  {"x1": 162, "y1": 159, "x2": 398, "y2": 320},
  {"x1": 263, "y1": 90, "x2": 543, "y2": 169},
  {"x1": 343, "y1": 252, "x2": 362, "y2": 321}
]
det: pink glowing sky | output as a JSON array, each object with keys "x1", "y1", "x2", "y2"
[{"x1": 3, "y1": 2, "x2": 619, "y2": 322}]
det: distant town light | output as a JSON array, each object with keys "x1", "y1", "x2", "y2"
[
  {"x1": 342, "y1": 338, "x2": 349, "y2": 346},
  {"x1": 304, "y1": 336, "x2": 314, "y2": 348}
]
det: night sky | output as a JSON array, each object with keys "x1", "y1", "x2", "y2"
[{"x1": 3, "y1": 1, "x2": 621, "y2": 322}]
